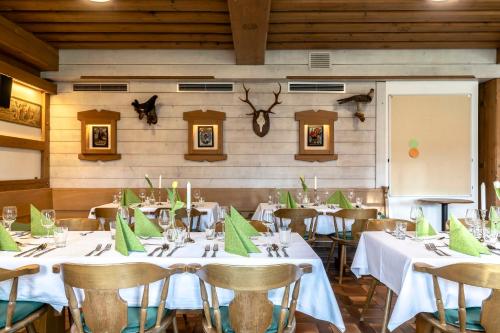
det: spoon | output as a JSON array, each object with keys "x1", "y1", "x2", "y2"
[{"x1": 271, "y1": 244, "x2": 281, "y2": 258}]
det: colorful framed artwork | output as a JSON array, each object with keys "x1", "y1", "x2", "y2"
[
  {"x1": 307, "y1": 125, "x2": 324, "y2": 147},
  {"x1": 198, "y1": 125, "x2": 214, "y2": 148},
  {"x1": 0, "y1": 96, "x2": 42, "y2": 128},
  {"x1": 90, "y1": 125, "x2": 111, "y2": 149}
]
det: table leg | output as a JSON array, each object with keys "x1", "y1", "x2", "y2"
[
  {"x1": 34, "y1": 307, "x2": 65, "y2": 333},
  {"x1": 381, "y1": 289, "x2": 393, "y2": 333},
  {"x1": 441, "y1": 203, "x2": 449, "y2": 231}
]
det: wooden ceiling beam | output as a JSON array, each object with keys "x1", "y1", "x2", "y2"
[
  {"x1": 0, "y1": 0, "x2": 228, "y2": 12},
  {"x1": 1, "y1": 11, "x2": 230, "y2": 24},
  {"x1": 53, "y1": 42, "x2": 233, "y2": 49},
  {"x1": 270, "y1": 11, "x2": 500, "y2": 23},
  {"x1": 22, "y1": 23, "x2": 231, "y2": 34},
  {"x1": 268, "y1": 41, "x2": 500, "y2": 49},
  {"x1": 271, "y1": 0, "x2": 500, "y2": 11},
  {"x1": 0, "y1": 15, "x2": 58, "y2": 71},
  {"x1": 269, "y1": 32, "x2": 500, "y2": 43},
  {"x1": 0, "y1": 59, "x2": 56, "y2": 94},
  {"x1": 270, "y1": 22, "x2": 500, "y2": 34},
  {"x1": 227, "y1": 0, "x2": 271, "y2": 65},
  {"x1": 36, "y1": 33, "x2": 233, "y2": 43}
]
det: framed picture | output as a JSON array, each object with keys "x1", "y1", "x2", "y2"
[
  {"x1": 307, "y1": 125, "x2": 324, "y2": 147},
  {"x1": 198, "y1": 125, "x2": 214, "y2": 148},
  {"x1": 0, "y1": 96, "x2": 42, "y2": 128},
  {"x1": 90, "y1": 125, "x2": 110, "y2": 149}
]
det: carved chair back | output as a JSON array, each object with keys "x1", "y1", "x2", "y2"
[
  {"x1": 414, "y1": 263, "x2": 500, "y2": 333},
  {"x1": 192, "y1": 263, "x2": 312, "y2": 333},
  {"x1": 56, "y1": 218, "x2": 101, "y2": 231},
  {"x1": 365, "y1": 218, "x2": 416, "y2": 232},
  {"x1": 58, "y1": 263, "x2": 186, "y2": 333},
  {"x1": 94, "y1": 207, "x2": 118, "y2": 230},
  {"x1": 273, "y1": 209, "x2": 318, "y2": 242},
  {"x1": 327, "y1": 209, "x2": 378, "y2": 241}
]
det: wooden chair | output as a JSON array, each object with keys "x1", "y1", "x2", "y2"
[
  {"x1": 273, "y1": 209, "x2": 318, "y2": 244},
  {"x1": 0, "y1": 265, "x2": 48, "y2": 333},
  {"x1": 214, "y1": 222, "x2": 223, "y2": 233},
  {"x1": 413, "y1": 262, "x2": 500, "y2": 333},
  {"x1": 56, "y1": 218, "x2": 100, "y2": 231},
  {"x1": 325, "y1": 209, "x2": 378, "y2": 284},
  {"x1": 249, "y1": 220, "x2": 268, "y2": 232},
  {"x1": 94, "y1": 207, "x2": 118, "y2": 230},
  {"x1": 359, "y1": 219, "x2": 415, "y2": 324},
  {"x1": 191, "y1": 263, "x2": 312, "y2": 333},
  {"x1": 55, "y1": 262, "x2": 186, "y2": 333}
]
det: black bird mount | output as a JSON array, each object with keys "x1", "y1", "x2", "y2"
[
  {"x1": 336, "y1": 88, "x2": 374, "y2": 122},
  {"x1": 132, "y1": 95, "x2": 158, "y2": 125}
]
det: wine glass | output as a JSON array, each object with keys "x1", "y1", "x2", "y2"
[
  {"x1": 219, "y1": 206, "x2": 227, "y2": 222},
  {"x1": 139, "y1": 189, "x2": 146, "y2": 203},
  {"x1": 355, "y1": 197, "x2": 363, "y2": 208},
  {"x1": 158, "y1": 208, "x2": 170, "y2": 239},
  {"x1": 275, "y1": 189, "x2": 282, "y2": 207},
  {"x1": 40, "y1": 209, "x2": 55, "y2": 239},
  {"x1": 322, "y1": 190, "x2": 329, "y2": 205},
  {"x1": 296, "y1": 190, "x2": 303, "y2": 204},
  {"x1": 193, "y1": 189, "x2": 201, "y2": 203},
  {"x1": 118, "y1": 206, "x2": 129, "y2": 224},
  {"x1": 2, "y1": 206, "x2": 17, "y2": 232},
  {"x1": 348, "y1": 191, "x2": 355, "y2": 202},
  {"x1": 466, "y1": 208, "x2": 480, "y2": 237},
  {"x1": 409, "y1": 206, "x2": 424, "y2": 222}
]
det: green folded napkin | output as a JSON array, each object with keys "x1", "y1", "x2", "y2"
[
  {"x1": 326, "y1": 191, "x2": 354, "y2": 209},
  {"x1": 0, "y1": 224, "x2": 20, "y2": 252},
  {"x1": 284, "y1": 192, "x2": 297, "y2": 209},
  {"x1": 449, "y1": 215, "x2": 489, "y2": 257},
  {"x1": 224, "y1": 210, "x2": 261, "y2": 257},
  {"x1": 120, "y1": 189, "x2": 141, "y2": 206},
  {"x1": 134, "y1": 209, "x2": 162, "y2": 238},
  {"x1": 115, "y1": 213, "x2": 145, "y2": 256},
  {"x1": 416, "y1": 216, "x2": 438, "y2": 237},
  {"x1": 30, "y1": 205, "x2": 54, "y2": 236},
  {"x1": 230, "y1": 207, "x2": 260, "y2": 237}
]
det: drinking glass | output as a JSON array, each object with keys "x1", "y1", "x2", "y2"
[
  {"x1": 193, "y1": 189, "x2": 201, "y2": 203},
  {"x1": 296, "y1": 190, "x2": 303, "y2": 204},
  {"x1": 409, "y1": 206, "x2": 424, "y2": 222},
  {"x1": 118, "y1": 206, "x2": 129, "y2": 224},
  {"x1": 117, "y1": 190, "x2": 123, "y2": 203},
  {"x1": 41, "y1": 209, "x2": 56, "y2": 239},
  {"x1": 109, "y1": 221, "x2": 116, "y2": 240},
  {"x1": 275, "y1": 189, "x2": 282, "y2": 206},
  {"x1": 205, "y1": 223, "x2": 215, "y2": 240},
  {"x1": 158, "y1": 209, "x2": 170, "y2": 239},
  {"x1": 219, "y1": 206, "x2": 227, "y2": 222},
  {"x1": 466, "y1": 208, "x2": 480, "y2": 237},
  {"x1": 268, "y1": 191, "x2": 273, "y2": 205},
  {"x1": 348, "y1": 191, "x2": 355, "y2": 202},
  {"x1": 355, "y1": 197, "x2": 363, "y2": 208},
  {"x1": 2, "y1": 206, "x2": 17, "y2": 232},
  {"x1": 394, "y1": 221, "x2": 408, "y2": 240},
  {"x1": 279, "y1": 226, "x2": 291, "y2": 247},
  {"x1": 139, "y1": 189, "x2": 146, "y2": 203},
  {"x1": 54, "y1": 226, "x2": 69, "y2": 248},
  {"x1": 113, "y1": 194, "x2": 119, "y2": 205},
  {"x1": 175, "y1": 228, "x2": 186, "y2": 247},
  {"x1": 322, "y1": 191, "x2": 329, "y2": 205},
  {"x1": 216, "y1": 223, "x2": 225, "y2": 242}
]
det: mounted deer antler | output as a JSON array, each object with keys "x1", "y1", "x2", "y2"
[{"x1": 240, "y1": 83, "x2": 282, "y2": 137}]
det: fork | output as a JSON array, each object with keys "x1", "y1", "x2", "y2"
[
  {"x1": 211, "y1": 243, "x2": 219, "y2": 257},
  {"x1": 428, "y1": 243, "x2": 450, "y2": 256},
  {"x1": 266, "y1": 246, "x2": 273, "y2": 257},
  {"x1": 202, "y1": 244, "x2": 211, "y2": 257},
  {"x1": 157, "y1": 244, "x2": 169, "y2": 257},
  {"x1": 85, "y1": 244, "x2": 102, "y2": 257},
  {"x1": 95, "y1": 243, "x2": 112, "y2": 256},
  {"x1": 80, "y1": 231, "x2": 94, "y2": 236},
  {"x1": 34, "y1": 247, "x2": 57, "y2": 257},
  {"x1": 24, "y1": 244, "x2": 48, "y2": 257},
  {"x1": 15, "y1": 244, "x2": 46, "y2": 257},
  {"x1": 148, "y1": 246, "x2": 162, "y2": 256}
]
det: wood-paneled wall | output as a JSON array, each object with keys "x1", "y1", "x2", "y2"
[
  {"x1": 50, "y1": 80, "x2": 376, "y2": 188},
  {"x1": 0, "y1": 188, "x2": 52, "y2": 223}
]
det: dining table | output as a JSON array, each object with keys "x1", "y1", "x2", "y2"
[
  {"x1": 351, "y1": 231, "x2": 500, "y2": 331},
  {"x1": 252, "y1": 202, "x2": 359, "y2": 234},
  {"x1": 88, "y1": 201, "x2": 220, "y2": 231},
  {"x1": 0, "y1": 231, "x2": 346, "y2": 332}
]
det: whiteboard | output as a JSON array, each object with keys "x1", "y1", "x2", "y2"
[{"x1": 389, "y1": 95, "x2": 471, "y2": 196}]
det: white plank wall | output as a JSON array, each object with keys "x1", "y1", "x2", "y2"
[{"x1": 50, "y1": 80, "x2": 376, "y2": 188}]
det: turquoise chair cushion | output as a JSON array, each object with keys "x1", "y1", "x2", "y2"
[
  {"x1": 0, "y1": 300, "x2": 44, "y2": 328},
  {"x1": 333, "y1": 231, "x2": 353, "y2": 240},
  {"x1": 433, "y1": 307, "x2": 484, "y2": 331},
  {"x1": 210, "y1": 305, "x2": 288, "y2": 333},
  {"x1": 83, "y1": 307, "x2": 172, "y2": 333}
]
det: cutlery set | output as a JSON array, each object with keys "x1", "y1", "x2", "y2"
[
  {"x1": 266, "y1": 243, "x2": 288, "y2": 257},
  {"x1": 14, "y1": 244, "x2": 48, "y2": 257},
  {"x1": 424, "y1": 243, "x2": 450, "y2": 256},
  {"x1": 147, "y1": 244, "x2": 180, "y2": 257}
]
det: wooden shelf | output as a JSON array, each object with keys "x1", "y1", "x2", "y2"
[
  {"x1": 184, "y1": 154, "x2": 227, "y2": 162},
  {"x1": 78, "y1": 154, "x2": 121, "y2": 161},
  {"x1": 295, "y1": 154, "x2": 338, "y2": 162}
]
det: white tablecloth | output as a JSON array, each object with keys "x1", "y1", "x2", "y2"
[
  {"x1": 89, "y1": 202, "x2": 220, "y2": 231},
  {"x1": 0, "y1": 232, "x2": 345, "y2": 332},
  {"x1": 351, "y1": 231, "x2": 500, "y2": 331},
  {"x1": 252, "y1": 203, "x2": 352, "y2": 235}
]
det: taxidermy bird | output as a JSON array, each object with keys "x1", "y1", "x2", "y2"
[
  {"x1": 336, "y1": 88, "x2": 374, "y2": 122},
  {"x1": 132, "y1": 95, "x2": 158, "y2": 125}
]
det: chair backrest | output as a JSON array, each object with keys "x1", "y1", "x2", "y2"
[
  {"x1": 214, "y1": 221, "x2": 224, "y2": 233},
  {"x1": 414, "y1": 263, "x2": 500, "y2": 333},
  {"x1": 94, "y1": 207, "x2": 117, "y2": 220},
  {"x1": 193, "y1": 263, "x2": 312, "y2": 333},
  {"x1": 0, "y1": 265, "x2": 40, "y2": 330},
  {"x1": 365, "y1": 218, "x2": 416, "y2": 232},
  {"x1": 249, "y1": 220, "x2": 268, "y2": 232},
  {"x1": 327, "y1": 209, "x2": 378, "y2": 240},
  {"x1": 273, "y1": 208, "x2": 318, "y2": 241},
  {"x1": 58, "y1": 263, "x2": 186, "y2": 333},
  {"x1": 57, "y1": 218, "x2": 100, "y2": 231},
  {"x1": 444, "y1": 217, "x2": 468, "y2": 231},
  {"x1": 164, "y1": 208, "x2": 204, "y2": 231}
]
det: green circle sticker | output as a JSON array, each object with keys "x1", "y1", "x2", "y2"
[{"x1": 409, "y1": 138, "x2": 419, "y2": 149}]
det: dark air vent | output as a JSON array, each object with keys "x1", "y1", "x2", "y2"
[
  {"x1": 309, "y1": 52, "x2": 331, "y2": 69},
  {"x1": 73, "y1": 83, "x2": 128, "y2": 92},
  {"x1": 288, "y1": 82, "x2": 345, "y2": 93},
  {"x1": 178, "y1": 82, "x2": 233, "y2": 92}
]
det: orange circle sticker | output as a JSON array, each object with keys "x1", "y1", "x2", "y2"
[{"x1": 409, "y1": 148, "x2": 419, "y2": 159}]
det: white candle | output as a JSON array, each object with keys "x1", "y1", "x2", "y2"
[
  {"x1": 480, "y1": 182, "x2": 486, "y2": 210},
  {"x1": 159, "y1": 175, "x2": 162, "y2": 189},
  {"x1": 314, "y1": 176, "x2": 317, "y2": 190},
  {"x1": 187, "y1": 182, "x2": 191, "y2": 209}
]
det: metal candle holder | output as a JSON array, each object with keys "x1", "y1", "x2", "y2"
[{"x1": 185, "y1": 208, "x2": 195, "y2": 243}]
